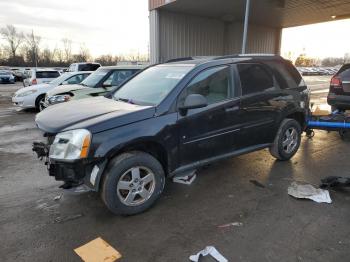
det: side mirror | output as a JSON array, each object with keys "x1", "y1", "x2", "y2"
[{"x1": 179, "y1": 94, "x2": 207, "y2": 115}]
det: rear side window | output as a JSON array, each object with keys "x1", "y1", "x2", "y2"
[
  {"x1": 337, "y1": 65, "x2": 350, "y2": 78},
  {"x1": 266, "y1": 61, "x2": 303, "y2": 89},
  {"x1": 36, "y1": 71, "x2": 60, "y2": 78},
  {"x1": 237, "y1": 64, "x2": 274, "y2": 95},
  {"x1": 78, "y1": 64, "x2": 101, "y2": 71}
]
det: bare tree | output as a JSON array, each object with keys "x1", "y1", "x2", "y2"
[
  {"x1": 62, "y1": 38, "x2": 72, "y2": 63},
  {"x1": 73, "y1": 44, "x2": 91, "y2": 62},
  {"x1": 0, "y1": 25, "x2": 24, "y2": 59},
  {"x1": 25, "y1": 30, "x2": 41, "y2": 67}
]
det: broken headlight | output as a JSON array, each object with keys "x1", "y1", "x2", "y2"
[{"x1": 49, "y1": 129, "x2": 91, "y2": 160}]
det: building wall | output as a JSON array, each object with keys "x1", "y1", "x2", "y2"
[
  {"x1": 158, "y1": 10, "x2": 225, "y2": 62},
  {"x1": 150, "y1": 10, "x2": 282, "y2": 63},
  {"x1": 224, "y1": 22, "x2": 281, "y2": 55}
]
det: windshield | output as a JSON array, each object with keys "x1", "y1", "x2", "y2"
[
  {"x1": 49, "y1": 73, "x2": 72, "y2": 85},
  {"x1": 113, "y1": 65, "x2": 193, "y2": 105},
  {"x1": 80, "y1": 69, "x2": 108, "y2": 87}
]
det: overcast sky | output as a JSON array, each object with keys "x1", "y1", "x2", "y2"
[
  {"x1": 0, "y1": 0, "x2": 150, "y2": 57},
  {"x1": 0, "y1": 0, "x2": 350, "y2": 60},
  {"x1": 282, "y1": 19, "x2": 350, "y2": 60}
]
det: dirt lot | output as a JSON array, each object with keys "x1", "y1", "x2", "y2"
[{"x1": 0, "y1": 78, "x2": 349, "y2": 262}]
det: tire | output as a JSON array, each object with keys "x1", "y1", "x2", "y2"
[
  {"x1": 101, "y1": 151, "x2": 165, "y2": 215},
  {"x1": 35, "y1": 94, "x2": 46, "y2": 112},
  {"x1": 270, "y1": 119, "x2": 302, "y2": 161}
]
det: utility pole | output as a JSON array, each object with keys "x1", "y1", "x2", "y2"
[{"x1": 242, "y1": 0, "x2": 251, "y2": 54}]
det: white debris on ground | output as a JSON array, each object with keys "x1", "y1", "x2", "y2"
[
  {"x1": 218, "y1": 222, "x2": 243, "y2": 229},
  {"x1": 189, "y1": 246, "x2": 228, "y2": 262},
  {"x1": 173, "y1": 171, "x2": 197, "y2": 185},
  {"x1": 288, "y1": 182, "x2": 332, "y2": 204}
]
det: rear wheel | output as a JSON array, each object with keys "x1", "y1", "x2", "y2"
[
  {"x1": 101, "y1": 151, "x2": 165, "y2": 215},
  {"x1": 270, "y1": 119, "x2": 301, "y2": 161}
]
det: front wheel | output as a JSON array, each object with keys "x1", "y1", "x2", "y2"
[
  {"x1": 101, "y1": 151, "x2": 165, "y2": 215},
  {"x1": 270, "y1": 119, "x2": 302, "y2": 161}
]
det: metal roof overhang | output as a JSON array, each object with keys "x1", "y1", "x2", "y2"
[{"x1": 155, "y1": 0, "x2": 350, "y2": 28}]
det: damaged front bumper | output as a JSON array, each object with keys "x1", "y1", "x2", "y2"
[{"x1": 32, "y1": 140, "x2": 107, "y2": 191}]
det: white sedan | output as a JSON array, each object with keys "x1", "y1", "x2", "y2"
[{"x1": 12, "y1": 71, "x2": 91, "y2": 111}]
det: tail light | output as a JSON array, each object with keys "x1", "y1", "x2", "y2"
[
  {"x1": 32, "y1": 79, "x2": 37, "y2": 85},
  {"x1": 330, "y1": 76, "x2": 342, "y2": 88}
]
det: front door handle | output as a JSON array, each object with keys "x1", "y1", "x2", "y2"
[{"x1": 225, "y1": 106, "x2": 239, "y2": 112}]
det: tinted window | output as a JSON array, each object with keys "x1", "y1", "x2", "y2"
[
  {"x1": 113, "y1": 65, "x2": 193, "y2": 105},
  {"x1": 103, "y1": 70, "x2": 135, "y2": 87},
  {"x1": 78, "y1": 64, "x2": 100, "y2": 71},
  {"x1": 338, "y1": 64, "x2": 350, "y2": 78},
  {"x1": 183, "y1": 66, "x2": 231, "y2": 105},
  {"x1": 36, "y1": 71, "x2": 60, "y2": 78},
  {"x1": 266, "y1": 61, "x2": 303, "y2": 89},
  {"x1": 238, "y1": 64, "x2": 274, "y2": 95}
]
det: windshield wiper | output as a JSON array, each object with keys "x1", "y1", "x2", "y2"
[{"x1": 115, "y1": 97, "x2": 134, "y2": 104}]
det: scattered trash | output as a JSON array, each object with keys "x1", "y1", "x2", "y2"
[
  {"x1": 63, "y1": 184, "x2": 92, "y2": 194},
  {"x1": 54, "y1": 214, "x2": 83, "y2": 223},
  {"x1": 288, "y1": 182, "x2": 332, "y2": 204},
  {"x1": 320, "y1": 176, "x2": 350, "y2": 189},
  {"x1": 54, "y1": 195, "x2": 62, "y2": 201},
  {"x1": 249, "y1": 180, "x2": 265, "y2": 188},
  {"x1": 218, "y1": 222, "x2": 243, "y2": 229},
  {"x1": 74, "y1": 237, "x2": 121, "y2": 262},
  {"x1": 173, "y1": 171, "x2": 196, "y2": 185},
  {"x1": 189, "y1": 246, "x2": 228, "y2": 262}
]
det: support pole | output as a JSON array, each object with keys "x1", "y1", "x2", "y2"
[{"x1": 242, "y1": 0, "x2": 251, "y2": 54}]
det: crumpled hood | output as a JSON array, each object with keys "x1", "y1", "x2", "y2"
[
  {"x1": 35, "y1": 96, "x2": 155, "y2": 134},
  {"x1": 47, "y1": 84, "x2": 85, "y2": 97}
]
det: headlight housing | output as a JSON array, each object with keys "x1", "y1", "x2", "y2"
[
  {"x1": 48, "y1": 94, "x2": 71, "y2": 105},
  {"x1": 17, "y1": 90, "x2": 37, "y2": 97},
  {"x1": 49, "y1": 129, "x2": 91, "y2": 160}
]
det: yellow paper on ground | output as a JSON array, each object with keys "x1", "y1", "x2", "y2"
[
  {"x1": 312, "y1": 104, "x2": 331, "y2": 116},
  {"x1": 74, "y1": 237, "x2": 121, "y2": 262}
]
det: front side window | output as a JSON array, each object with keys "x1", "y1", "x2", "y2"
[
  {"x1": 182, "y1": 66, "x2": 232, "y2": 105},
  {"x1": 238, "y1": 64, "x2": 274, "y2": 95},
  {"x1": 62, "y1": 74, "x2": 85, "y2": 85},
  {"x1": 103, "y1": 70, "x2": 135, "y2": 87},
  {"x1": 80, "y1": 69, "x2": 108, "y2": 87},
  {"x1": 113, "y1": 65, "x2": 193, "y2": 105}
]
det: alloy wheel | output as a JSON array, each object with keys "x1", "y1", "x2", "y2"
[
  {"x1": 116, "y1": 166, "x2": 156, "y2": 206},
  {"x1": 282, "y1": 127, "x2": 298, "y2": 154}
]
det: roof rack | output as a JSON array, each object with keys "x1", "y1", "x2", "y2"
[{"x1": 166, "y1": 56, "x2": 218, "y2": 63}]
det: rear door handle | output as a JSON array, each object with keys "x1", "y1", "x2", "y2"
[{"x1": 225, "y1": 106, "x2": 239, "y2": 112}]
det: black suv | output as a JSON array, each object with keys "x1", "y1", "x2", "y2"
[
  {"x1": 34, "y1": 55, "x2": 310, "y2": 215},
  {"x1": 328, "y1": 64, "x2": 350, "y2": 110}
]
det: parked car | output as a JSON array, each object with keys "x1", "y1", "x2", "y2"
[
  {"x1": 67, "y1": 62, "x2": 101, "y2": 72},
  {"x1": 34, "y1": 55, "x2": 310, "y2": 215},
  {"x1": 44, "y1": 65, "x2": 143, "y2": 107},
  {"x1": 0, "y1": 70, "x2": 15, "y2": 84},
  {"x1": 12, "y1": 71, "x2": 91, "y2": 111},
  {"x1": 23, "y1": 69, "x2": 61, "y2": 87},
  {"x1": 328, "y1": 64, "x2": 350, "y2": 111}
]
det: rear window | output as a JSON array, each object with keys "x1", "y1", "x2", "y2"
[
  {"x1": 78, "y1": 64, "x2": 100, "y2": 71},
  {"x1": 237, "y1": 63, "x2": 274, "y2": 95},
  {"x1": 36, "y1": 71, "x2": 60, "y2": 78},
  {"x1": 337, "y1": 64, "x2": 350, "y2": 78}
]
